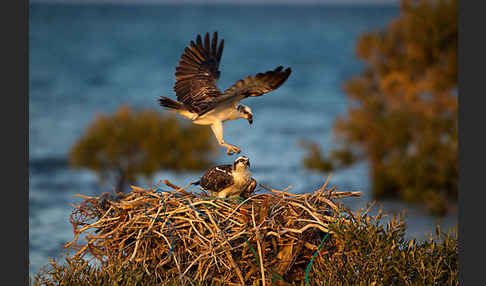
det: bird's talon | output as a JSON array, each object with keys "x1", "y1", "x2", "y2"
[{"x1": 226, "y1": 146, "x2": 241, "y2": 155}]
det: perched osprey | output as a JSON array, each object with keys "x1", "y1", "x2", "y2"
[
  {"x1": 193, "y1": 156, "x2": 256, "y2": 198},
  {"x1": 159, "y1": 32, "x2": 291, "y2": 155}
]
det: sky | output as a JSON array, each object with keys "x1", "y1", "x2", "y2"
[{"x1": 31, "y1": 0, "x2": 400, "y2": 5}]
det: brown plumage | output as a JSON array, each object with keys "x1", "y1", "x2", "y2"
[
  {"x1": 193, "y1": 156, "x2": 254, "y2": 198},
  {"x1": 160, "y1": 31, "x2": 291, "y2": 116},
  {"x1": 196, "y1": 164, "x2": 234, "y2": 194}
]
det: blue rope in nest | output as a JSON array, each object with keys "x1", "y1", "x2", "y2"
[
  {"x1": 305, "y1": 231, "x2": 330, "y2": 285},
  {"x1": 144, "y1": 187, "x2": 212, "y2": 258},
  {"x1": 144, "y1": 192, "x2": 176, "y2": 257}
]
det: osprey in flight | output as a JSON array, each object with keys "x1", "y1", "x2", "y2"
[
  {"x1": 159, "y1": 31, "x2": 291, "y2": 155},
  {"x1": 193, "y1": 156, "x2": 257, "y2": 198}
]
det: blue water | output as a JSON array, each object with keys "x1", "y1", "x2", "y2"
[{"x1": 29, "y1": 3, "x2": 457, "y2": 278}]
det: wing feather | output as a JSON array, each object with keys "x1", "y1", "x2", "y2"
[
  {"x1": 211, "y1": 32, "x2": 218, "y2": 57},
  {"x1": 173, "y1": 32, "x2": 224, "y2": 114},
  {"x1": 197, "y1": 66, "x2": 291, "y2": 115},
  {"x1": 224, "y1": 66, "x2": 291, "y2": 98},
  {"x1": 203, "y1": 32, "x2": 211, "y2": 55},
  {"x1": 216, "y1": 40, "x2": 224, "y2": 63},
  {"x1": 183, "y1": 47, "x2": 203, "y2": 64}
]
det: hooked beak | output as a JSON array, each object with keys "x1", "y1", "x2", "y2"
[
  {"x1": 247, "y1": 114, "x2": 253, "y2": 125},
  {"x1": 246, "y1": 160, "x2": 250, "y2": 167}
]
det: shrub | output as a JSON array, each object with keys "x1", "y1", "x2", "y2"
[
  {"x1": 33, "y1": 256, "x2": 163, "y2": 286},
  {"x1": 69, "y1": 105, "x2": 218, "y2": 192},
  {"x1": 310, "y1": 207, "x2": 458, "y2": 285}
]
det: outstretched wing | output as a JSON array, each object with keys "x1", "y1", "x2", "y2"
[
  {"x1": 198, "y1": 66, "x2": 291, "y2": 115},
  {"x1": 173, "y1": 31, "x2": 224, "y2": 114},
  {"x1": 199, "y1": 165, "x2": 234, "y2": 193},
  {"x1": 224, "y1": 66, "x2": 291, "y2": 98}
]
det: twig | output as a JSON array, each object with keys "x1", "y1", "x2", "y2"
[{"x1": 252, "y1": 205, "x2": 266, "y2": 286}]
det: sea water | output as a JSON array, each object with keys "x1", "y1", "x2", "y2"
[{"x1": 29, "y1": 2, "x2": 457, "y2": 277}]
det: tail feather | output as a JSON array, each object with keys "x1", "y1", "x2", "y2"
[{"x1": 158, "y1": 96, "x2": 184, "y2": 110}]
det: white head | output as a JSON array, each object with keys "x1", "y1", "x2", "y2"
[
  {"x1": 233, "y1": 155, "x2": 250, "y2": 171},
  {"x1": 237, "y1": 104, "x2": 253, "y2": 125}
]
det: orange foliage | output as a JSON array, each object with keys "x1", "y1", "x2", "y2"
[{"x1": 304, "y1": 0, "x2": 457, "y2": 215}]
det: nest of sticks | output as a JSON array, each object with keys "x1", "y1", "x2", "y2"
[{"x1": 64, "y1": 176, "x2": 360, "y2": 285}]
